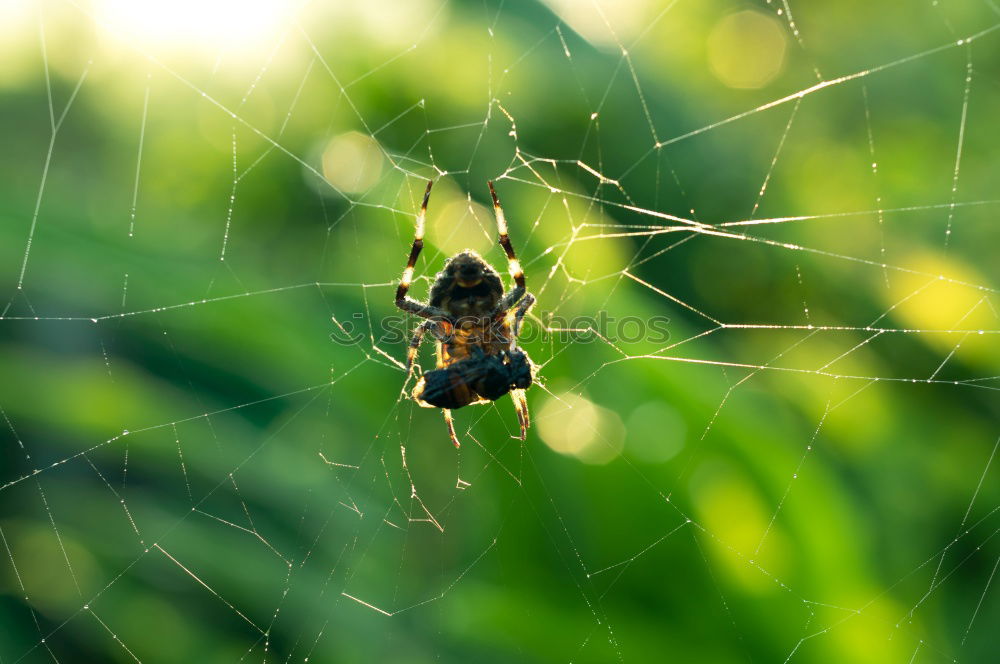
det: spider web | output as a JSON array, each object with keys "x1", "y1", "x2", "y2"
[{"x1": 1, "y1": 0, "x2": 999, "y2": 662}]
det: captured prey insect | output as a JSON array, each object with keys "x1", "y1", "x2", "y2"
[{"x1": 395, "y1": 180, "x2": 536, "y2": 448}]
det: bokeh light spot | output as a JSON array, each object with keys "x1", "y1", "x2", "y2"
[
  {"x1": 691, "y1": 459, "x2": 788, "y2": 589},
  {"x1": 626, "y1": 401, "x2": 686, "y2": 463},
  {"x1": 707, "y1": 10, "x2": 787, "y2": 89},
  {"x1": 321, "y1": 131, "x2": 385, "y2": 195},
  {"x1": 538, "y1": 392, "x2": 625, "y2": 464},
  {"x1": 432, "y1": 199, "x2": 493, "y2": 257}
]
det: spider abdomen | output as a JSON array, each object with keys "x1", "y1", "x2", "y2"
[{"x1": 440, "y1": 321, "x2": 512, "y2": 364}]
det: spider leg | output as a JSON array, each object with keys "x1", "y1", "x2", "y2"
[
  {"x1": 488, "y1": 181, "x2": 535, "y2": 318},
  {"x1": 511, "y1": 389, "x2": 530, "y2": 440},
  {"x1": 488, "y1": 180, "x2": 534, "y2": 442},
  {"x1": 495, "y1": 285, "x2": 527, "y2": 316},
  {"x1": 395, "y1": 180, "x2": 449, "y2": 320},
  {"x1": 488, "y1": 181, "x2": 525, "y2": 288},
  {"x1": 404, "y1": 319, "x2": 441, "y2": 391},
  {"x1": 443, "y1": 409, "x2": 461, "y2": 448},
  {"x1": 510, "y1": 292, "x2": 536, "y2": 341}
]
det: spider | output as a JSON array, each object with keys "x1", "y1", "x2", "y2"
[{"x1": 395, "y1": 180, "x2": 536, "y2": 448}]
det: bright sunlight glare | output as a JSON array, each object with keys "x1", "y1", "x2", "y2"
[{"x1": 96, "y1": 0, "x2": 296, "y2": 52}]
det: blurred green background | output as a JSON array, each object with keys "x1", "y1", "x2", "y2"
[{"x1": 2, "y1": 0, "x2": 999, "y2": 662}]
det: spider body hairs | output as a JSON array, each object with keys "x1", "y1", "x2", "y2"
[{"x1": 395, "y1": 180, "x2": 536, "y2": 447}]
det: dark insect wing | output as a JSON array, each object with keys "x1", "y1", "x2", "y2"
[
  {"x1": 505, "y1": 349, "x2": 533, "y2": 390},
  {"x1": 418, "y1": 349, "x2": 532, "y2": 408},
  {"x1": 416, "y1": 358, "x2": 486, "y2": 409}
]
